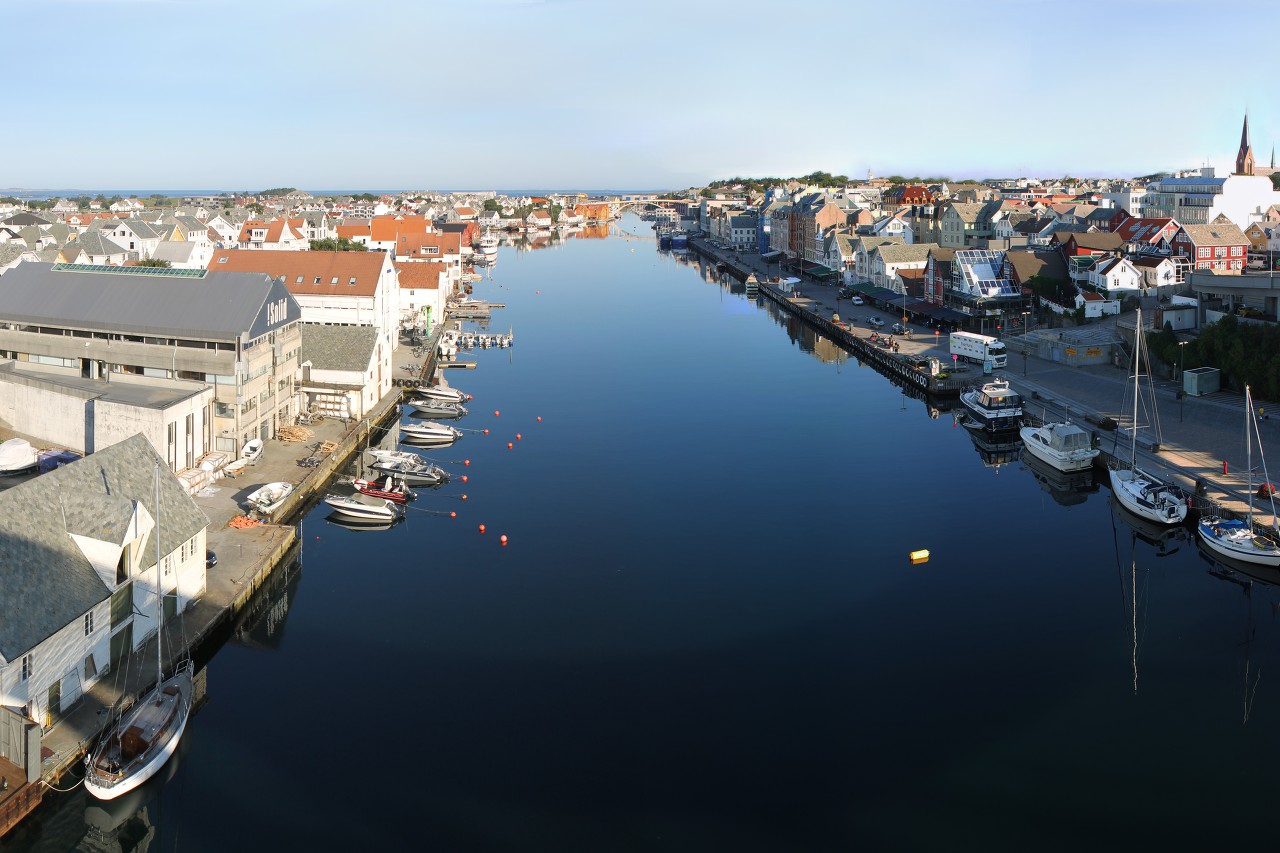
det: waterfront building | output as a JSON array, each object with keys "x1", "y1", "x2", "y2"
[
  {"x1": 869, "y1": 242, "x2": 937, "y2": 290},
  {"x1": 0, "y1": 262, "x2": 300, "y2": 457},
  {"x1": 853, "y1": 235, "x2": 904, "y2": 282},
  {"x1": 394, "y1": 261, "x2": 448, "y2": 330},
  {"x1": 0, "y1": 434, "x2": 208, "y2": 730},
  {"x1": 208, "y1": 249, "x2": 397, "y2": 420}
]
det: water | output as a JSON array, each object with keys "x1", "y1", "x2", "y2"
[{"x1": 11, "y1": 216, "x2": 1280, "y2": 851}]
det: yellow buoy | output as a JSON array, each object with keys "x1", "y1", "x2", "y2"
[{"x1": 909, "y1": 549, "x2": 930, "y2": 564}]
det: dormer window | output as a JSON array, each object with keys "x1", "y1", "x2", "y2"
[{"x1": 330, "y1": 277, "x2": 338, "y2": 285}]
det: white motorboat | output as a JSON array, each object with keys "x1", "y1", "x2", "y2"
[
  {"x1": 1109, "y1": 307, "x2": 1187, "y2": 525},
  {"x1": 323, "y1": 494, "x2": 402, "y2": 522},
  {"x1": 475, "y1": 233, "x2": 499, "y2": 255},
  {"x1": 407, "y1": 398, "x2": 468, "y2": 419},
  {"x1": 0, "y1": 437, "x2": 39, "y2": 475},
  {"x1": 241, "y1": 438, "x2": 264, "y2": 463},
  {"x1": 1198, "y1": 386, "x2": 1280, "y2": 566},
  {"x1": 369, "y1": 457, "x2": 449, "y2": 486},
  {"x1": 367, "y1": 448, "x2": 427, "y2": 464},
  {"x1": 400, "y1": 421, "x2": 464, "y2": 443},
  {"x1": 1019, "y1": 421, "x2": 1099, "y2": 473},
  {"x1": 86, "y1": 468, "x2": 193, "y2": 801},
  {"x1": 959, "y1": 378, "x2": 1023, "y2": 433},
  {"x1": 244, "y1": 481, "x2": 294, "y2": 514},
  {"x1": 413, "y1": 383, "x2": 468, "y2": 404}
]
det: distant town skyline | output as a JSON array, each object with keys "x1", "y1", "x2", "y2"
[{"x1": 4, "y1": 0, "x2": 1274, "y2": 189}]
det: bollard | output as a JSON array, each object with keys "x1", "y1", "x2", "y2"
[{"x1": 1224, "y1": 460, "x2": 1229, "y2": 475}]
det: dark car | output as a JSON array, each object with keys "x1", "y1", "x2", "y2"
[{"x1": 206, "y1": 550, "x2": 218, "y2": 569}]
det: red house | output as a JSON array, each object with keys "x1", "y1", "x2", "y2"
[{"x1": 1171, "y1": 217, "x2": 1249, "y2": 272}]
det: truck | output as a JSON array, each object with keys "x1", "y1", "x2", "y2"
[{"x1": 950, "y1": 332, "x2": 1007, "y2": 368}]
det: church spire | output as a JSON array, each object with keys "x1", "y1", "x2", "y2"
[{"x1": 1236, "y1": 111, "x2": 1255, "y2": 176}]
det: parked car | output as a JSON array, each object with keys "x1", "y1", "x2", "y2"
[
  {"x1": 868, "y1": 317, "x2": 885, "y2": 328},
  {"x1": 206, "y1": 550, "x2": 218, "y2": 569},
  {"x1": 851, "y1": 296, "x2": 865, "y2": 305},
  {"x1": 891, "y1": 323, "x2": 908, "y2": 334}
]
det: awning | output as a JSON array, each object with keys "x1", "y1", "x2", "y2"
[{"x1": 761, "y1": 250, "x2": 783, "y2": 260}]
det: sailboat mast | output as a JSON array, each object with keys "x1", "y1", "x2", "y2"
[
  {"x1": 1247, "y1": 386, "x2": 1254, "y2": 528},
  {"x1": 1131, "y1": 309, "x2": 1141, "y2": 467},
  {"x1": 154, "y1": 465, "x2": 162, "y2": 684}
]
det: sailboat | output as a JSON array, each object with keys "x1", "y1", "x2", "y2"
[
  {"x1": 1197, "y1": 386, "x2": 1280, "y2": 565},
  {"x1": 1108, "y1": 307, "x2": 1188, "y2": 525},
  {"x1": 85, "y1": 468, "x2": 194, "y2": 800}
]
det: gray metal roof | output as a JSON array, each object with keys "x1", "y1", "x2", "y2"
[
  {"x1": 299, "y1": 323, "x2": 377, "y2": 371},
  {"x1": 0, "y1": 434, "x2": 208, "y2": 660},
  {"x1": 0, "y1": 262, "x2": 296, "y2": 341}
]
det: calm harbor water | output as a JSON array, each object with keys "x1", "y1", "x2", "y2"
[{"x1": 11, "y1": 215, "x2": 1280, "y2": 851}]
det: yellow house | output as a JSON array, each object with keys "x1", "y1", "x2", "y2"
[{"x1": 1244, "y1": 221, "x2": 1268, "y2": 252}]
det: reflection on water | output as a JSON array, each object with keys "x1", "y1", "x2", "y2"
[
  {"x1": 965, "y1": 427, "x2": 1021, "y2": 472},
  {"x1": 1021, "y1": 449, "x2": 1099, "y2": 507}
]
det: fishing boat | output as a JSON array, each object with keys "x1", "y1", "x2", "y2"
[
  {"x1": 475, "y1": 232, "x2": 499, "y2": 256},
  {"x1": 959, "y1": 377, "x2": 1023, "y2": 433},
  {"x1": 353, "y1": 476, "x2": 415, "y2": 503},
  {"x1": 323, "y1": 493, "x2": 403, "y2": 522},
  {"x1": 369, "y1": 456, "x2": 450, "y2": 486},
  {"x1": 407, "y1": 398, "x2": 468, "y2": 419},
  {"x1": 85, "y1": 469, "x2": 194, "y2": 801},
  {"x1": 400, "y1": 421, "x2": 464, "y2": 443},
  {"x1": 1109, "y1": 308, "x2": 1187, "y2": 525},
  {"x1": 413, "y1": 383, "x2": 468, "y2": 404},
  {"x1": 244, "y1": 481, "x2": 293, "y2": 514},
  {"x1": 1198, "y1": 386, "x2": 1280, "y2": 565},
  {"x1": 0, "y1": 437, "x2": 39, "y2": 475},
  {"x1": 1019, "y1": 421, "x2": 1099, "y2": 472}
]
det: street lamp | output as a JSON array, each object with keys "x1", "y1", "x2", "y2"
[
  {"x1": 1022, "y1": 310, "x2": 1031, "y2": 376},
  {"x1": 1178, "y1": 340, "x2": 1188, "y2": 423}
]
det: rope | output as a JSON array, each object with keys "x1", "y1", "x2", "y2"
[{"x1": 41, "y1": 775, "x2": 83, "y2": 793}]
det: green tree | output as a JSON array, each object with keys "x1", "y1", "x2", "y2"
[
  {"x1": 135, "y1": 258, "x2": 171, "y2": 267},
  {"x1": 309, "y1": 237, "x2": 367, "y2": 251},
  {"x1": 247, "y1": 203, "x2": 265, "y2": 215},
  {"x1": 482, "y1": 199, "x2": 503, "y2": 212}
]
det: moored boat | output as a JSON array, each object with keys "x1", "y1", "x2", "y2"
[
  {"x1": 1109, "y1": 307, "x2": 1187, "y2": 526},
  {"x1": 1019, "y1": 421, "x2": 1099, "y2": 473},
  {"x1": 1198, "y1": 386, "x2": 1280, "y2": 566},
  {"x1": 407, "y1": 398, "x2": 468, "y2": 419},
  {"x1": 400, "y1": 421, "x2": 464, "y2": 443},
  {"x1": 413, "y1": 383, "x2": 469, "y2": 404},
  {"x1": 354, "y1": 476, "x2": 415, "y2": 503},
  {"x1": 369, "y1": 456, "x2": 450, "y2": 486},
  {"x1": 960, "y1": 378, "x2": 1023, "y2": 433},
  {"x1": 323, "y1": 494, "x2": 402, "y2": 522}
]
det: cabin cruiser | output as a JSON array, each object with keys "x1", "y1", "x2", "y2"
[
  {"x1": 959, "y1": 378, "x2": 1023, "y2": 433},
  {"x1": 1019, "y1": 421, "x2": 1099, "y2": 473}
]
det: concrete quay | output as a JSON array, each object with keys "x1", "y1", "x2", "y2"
[
  {"x1": 688, "y1": 236, "x2": 1277, "y2": 526},
  {"x1": 30, "y1": 323, "x2": 444, "y2": 795}
]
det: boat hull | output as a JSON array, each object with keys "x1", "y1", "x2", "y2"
[
  {"x1": 1109, "y1": 467, "x2": 1187, "y2": 525},
  {"x1": 370, "y1": 463, "x2": 445, "y2": 486},
  {"x1": 1197, "y1": 517, "x2": 1280, "y2": 566},
  {"x1": 85, "y1": 667, "x2": 192, "y2": 801},
  {"x1": 323, "y1": 496, "x2": 399, "y2": 522},
  {"x1": 1019, "y1": 426, "x2": 1098, "y2": 472},
  {"x1": 407, "y1": 400, "x2": 467, "y2": 418}
]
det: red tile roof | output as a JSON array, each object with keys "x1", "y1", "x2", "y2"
[{"x1": 208, "y1": 249, "x2": 387, "y2": 296}]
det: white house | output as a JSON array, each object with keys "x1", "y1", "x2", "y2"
[
  {"x1": 0, "y1": 435, "x2": 208, "y2": 730},
  {"x1": 1087, "y1": 256, "x2": 1142, "y2": 298},
  {"x1": 394, "y1": 261, "x2": 449, "y2": 330},
  {"x1": 96, "y1": 219, "x2": 162, "y2": 259},
  {"x1": 870, "y1": 243, "x2": 937, "y2": 290}
]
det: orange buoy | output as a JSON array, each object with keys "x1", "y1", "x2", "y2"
[
  {"x1": 461, "y1": 494, "x2": 468, "y2": 501},
  {"x1": 461, "y1": 475, "x2": 468, "y2": 483},
  {"x1": 483, "y1": 429, "x2": 489, "y2": 435},
  {"x1": 536, "y1": 416, "x2": 542, "y2": 422},
  {"x1": 464, "y1": 459, "x2": 471, "y2": 466},
  {"x1": 466, "y1": 395, "x2": 473, "y2": 400},
  {"x1": 500, "y1": 534, "x2": 509, "y2": 545},
  {"x1": 478, "y1": 524, "x2": 486, "y2": 533},
  {"x1": 516, "y1": 433, "x2": 522, "y2": 440},
  {"x1": 494, "y1": 410, "x2": 500, "y2": 417},
  {"x1": 450, "y1": 511, "x2": 457, "y2": 518},
  {"x1": 507, "y1": 442, "x2": 513, "y2": 449}
]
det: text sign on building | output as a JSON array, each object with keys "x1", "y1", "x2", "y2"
[{"x1": 266, "y1": 298, "x2": 289, "y2": 327}]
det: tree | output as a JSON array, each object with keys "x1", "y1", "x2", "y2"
[
  {"x1": 309, "y1": 237, "x2": 367, "y2": 251},
  {"x1": 549, "y1": 203, "x2": 562, "y2": 223},
  {"x1": 483, "y1": 199, "x2": 503, "y2": 212},
  {"x1": 247, "y1": 203, "x2": 265, "y2": 215},
  {"x1": 136, "y1": 258, "x2": 171, "y2": 267},
  {"x1": 257, "y1": 187, "x2": 298, "y2": 197}
]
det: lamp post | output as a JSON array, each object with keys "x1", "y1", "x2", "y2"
[
  {"x1": 1022, "y1": 310, "x2": 1031, "y2": 376},
  {"x1": 1178, "y1": 340, "x2": 1188, "y2": 423}
]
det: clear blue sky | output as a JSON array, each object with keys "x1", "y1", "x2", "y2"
[{"x1": 3, "y1": 0, "x2": 1272, "y2": 191}]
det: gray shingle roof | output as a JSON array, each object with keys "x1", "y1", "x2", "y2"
[
  {"x1": 299, "y1": 323, "x2": 377, "y2": 371},
  {"x1": 0, "y1": 263, "x2": 291, "y2": 340},
  {"x1": 0, "y1": 434, "x2": 208, "y2": 660},
  {"x1": 71, "y1": 230, "x2": 129, "y2": 257},
  {"x1": 876, "y1": 243, "x2": 938, "y2": 264}
]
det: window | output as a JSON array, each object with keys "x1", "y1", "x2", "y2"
[
  {"x1": 349, "y1": 277, "x2": 357, "y2": 286},
  {"x1": 21, "y1": 654, "x2": 32, "y2": 682},
  {"x1": 313, "y1": 276, "x2": 321, "y2": 284},
  {"x1": 330, "y1": 277, "x2": 338, "y2": 285},
  {"x1": 296, "y1": 275, "x2": 303, "y2": 283},
  {"x1": 85, "y1": 612, "x2": 94, "y2": 635}
]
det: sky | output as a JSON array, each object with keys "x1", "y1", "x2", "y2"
[{"x1": 2, "y1": 0, "x2": 1276, "y2": 191}]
